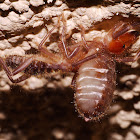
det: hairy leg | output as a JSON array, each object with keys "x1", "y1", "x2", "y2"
[
  {"x1": 39, "y1": 25, "x2": 58, "y2": 53},
  {"x1": 78, "y1": 24, "x2": 89, "y2": 51},
  {"x1": 59, "y1": 14, "x2": 79, "y2": 59},
  {"x1": 10, "y1": 74, "x2": 31, "y2": 83},
  {"x1": 72, "y1": 52, "x2": 100, "y2": 67},
  {"x1": 59, "y1": 14, "x2": 90, "y2": 59},
  {"x1": 12, "y1": 57, "x2": 33, "y2": 75},
  {"x1": 38, "y1": 18, "x2": 60, "y2": 60},
  {"x1": 0, "y1": 57, "x2": 31, "y2": 83},
  {"x1": 115, "y1": 49, "x2": 140, "y2": 63}
]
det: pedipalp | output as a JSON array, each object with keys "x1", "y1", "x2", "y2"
[{"x1": 0, "y1": 57, "x2": 31, "y2": 83}]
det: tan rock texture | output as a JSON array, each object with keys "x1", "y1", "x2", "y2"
[{"x1": 0, "y1": 0, "x2": 140, "y2": 140}]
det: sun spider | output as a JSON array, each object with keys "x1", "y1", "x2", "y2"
[{"x1": 0, "y1": 15, "x2": 140, "y2": 121}]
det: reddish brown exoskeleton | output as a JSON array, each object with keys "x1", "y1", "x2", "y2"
[{"x1": 0, "y1": 15, "x2": 139, "y2": 121}]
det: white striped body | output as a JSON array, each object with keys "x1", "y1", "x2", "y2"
[{"x1": 74, "y1": 54, "x2": 116, "y2": 121}]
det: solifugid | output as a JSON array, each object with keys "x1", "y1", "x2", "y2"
[{"x1": 0, "y1": 15, "x2": 140, "y2": 121}]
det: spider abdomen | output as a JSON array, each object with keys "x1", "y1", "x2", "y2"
[{"x1": 75, "y1": 54, "x2": 116, "y2": 121}]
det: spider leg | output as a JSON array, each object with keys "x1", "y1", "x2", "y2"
[
  {"x1": 0, "y1": 57, "x2": 31, "y2": 83},
  {"x1": 38, "y1": 18, "x2": 60, "y2": 60},
  {"x1": 12, "y1": 57, "x2": 33, "y2": 75},
  {"x1": 38, "y1": 25, "x2": 59, "y2": 53},
  {"x1": 115, "y1": 57, "x2": 134, "y2": 62},
  {"x1": 59, "y1": 14, "x2": 90, "y2": 59},
  {"x1": 78, "y1": 24, "x2": 89, "y2": 51},
  {"x1": 59, "y1": 14, "x2": 79, "y2": 59},
  {"x1": 115, "y1": 49, "x2": 140, "y2": 63},
  {"x1": 10, "y1": 74, "x2": 31, "y2": 83},
  {"x1": 58, "y1": 41, "x2": 80, "y2": 59},
  {"x1": 72, "y1": 53, "x2": 100, "y2": 67},
  {"x1": 134, "y1": 49, "x2": 140, "y2": 61}
]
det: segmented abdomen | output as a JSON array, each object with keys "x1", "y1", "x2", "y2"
[{"x1": 75, "y1": 54, "x2": 116, "y2": 121}]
